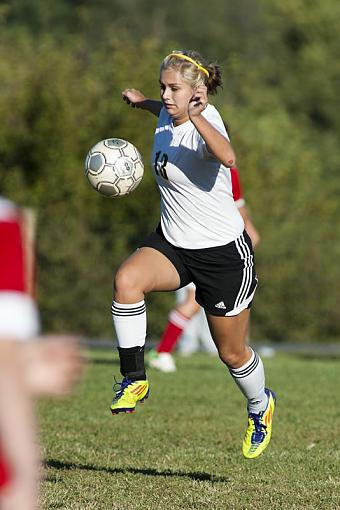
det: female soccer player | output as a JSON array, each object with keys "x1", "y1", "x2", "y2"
[{"x1": 111, "y1": 50, "x2": 276, "y2": 459}]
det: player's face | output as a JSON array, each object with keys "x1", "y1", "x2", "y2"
[{"x1": 159, "y1": 69, "x2": 194, "y2": 125}]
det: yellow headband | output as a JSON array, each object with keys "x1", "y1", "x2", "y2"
[{"x1": 167, "y1": 53, "x2": 209, "y2": 78}]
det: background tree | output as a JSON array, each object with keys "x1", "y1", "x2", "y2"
[{"x1": 0, "y1": 0, "x2": 339, "y2": 342}]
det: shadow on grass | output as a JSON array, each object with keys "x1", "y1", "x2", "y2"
[{"x1": 46, "y1": 459, "x2": 229, "y2": 484}]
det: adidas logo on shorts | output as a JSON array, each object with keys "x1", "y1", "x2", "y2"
[{"x1": 215, "y1": 301, "x2": 226, "y2": 309}]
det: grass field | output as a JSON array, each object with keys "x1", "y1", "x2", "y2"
[{"x1": 39, "y1": 349, "x2": 340, "y2": 510}]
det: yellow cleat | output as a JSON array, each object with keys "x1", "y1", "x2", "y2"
[
  {"x1": 110, "y1": 377, "x2": 149, "y2": 415},
  {"x1": 242, "y1": 388, "x2": 276, "y2": 459}
]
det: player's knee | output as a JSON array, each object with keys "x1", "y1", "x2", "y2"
[
  {"x1": 217, "y1": 346, "x2": 246, "y2": 368},
  {"x1": 114, "y1": 266, "x2": 141, "y2": 297}
]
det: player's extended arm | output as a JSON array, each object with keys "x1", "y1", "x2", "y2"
[
  {"x1": 238, "y1": 205, "x2": 260, "y2": 248},
  {"x1": 122, "y1": 89, "x2": 162, "y2": 117},
  {"x1": 192, "y1": 114, "x2": 236, "y2": 167},
  {"x1": 188, "y1": 85, "x2": 236, "y2": 167}
]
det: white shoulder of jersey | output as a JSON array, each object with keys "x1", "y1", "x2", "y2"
[
  {"x1": 157, "y1": 105, "x2": 228, "y2": 138},
  {"x1": 0, "y1": 196, "x2": 18, "y2": 220},
  {"x1": 0, "y1": 292, "x2": 40, "y2": 342}
]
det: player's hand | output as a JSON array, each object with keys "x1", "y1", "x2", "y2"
[
  {"x1": 22, "y1": 336, "x2": 85, "y2": 397},
  {"x1": 122, "y1": 89, "x2": 146, "y2": 108},
  {"x1": 188, "y1": 85, "x2": 208, "y2": 118}
]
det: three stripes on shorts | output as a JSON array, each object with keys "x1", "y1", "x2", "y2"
[{"x1": 234, "y1": 233, "x2": 255, "y2": 309}]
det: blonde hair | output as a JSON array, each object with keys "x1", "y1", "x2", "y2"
[{"x1": 160, "y1": 50, "x2": 222, "y2": 95}]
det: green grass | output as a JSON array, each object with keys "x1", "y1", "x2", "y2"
[{"x1": 39, "y1": 350, "x2": 340, "y2": 510}]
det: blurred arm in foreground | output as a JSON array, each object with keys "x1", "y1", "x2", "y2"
[{"x1": 0, "y1": 197, "x2": 84, "y2": 510}]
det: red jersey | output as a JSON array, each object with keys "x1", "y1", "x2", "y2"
[
  {"x1": 0, "y1": 199, "x2": 26, "y2": 293},
  {"x1": 0, "y1": 197, "x2": 39, "y2": 341}
]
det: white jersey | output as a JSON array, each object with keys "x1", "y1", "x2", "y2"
[{"x1": 151, "y1": 105, "x2": 244, "y2": 249}]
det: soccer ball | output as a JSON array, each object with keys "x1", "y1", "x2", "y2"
[{"x1": 84, "y1": 138, "x2": 144, "y2": 197}]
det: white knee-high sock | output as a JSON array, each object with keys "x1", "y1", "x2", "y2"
[
  {"x1": 228, "y1": 348, "x2": 268, "y2": 414},
  {"x1": 111, "y1": 300, "x2": 146, "y2": 348}
]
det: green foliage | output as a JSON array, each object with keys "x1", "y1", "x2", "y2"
[{"x1": 0, "y1": 0, "x2": 339, "y2": 341}]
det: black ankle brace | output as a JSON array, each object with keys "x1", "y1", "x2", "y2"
[{"x1": 118, "y1": 346, "x2": 146, "y2": 381}]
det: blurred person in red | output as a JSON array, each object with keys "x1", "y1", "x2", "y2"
[{"x1": 0, "y1": 196, "x2": 83, "y2": 510}]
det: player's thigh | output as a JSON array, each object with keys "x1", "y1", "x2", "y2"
[
  {"x1": 115, "y1": 246, "x2": 181, "y2": 293},
  {"x1": 206, "y1": 309, "x2": 250, "y2": 358}
]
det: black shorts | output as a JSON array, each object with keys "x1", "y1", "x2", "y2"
[{"x1": 139, "y1": 225, "x2": 258, "y2": 317}]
